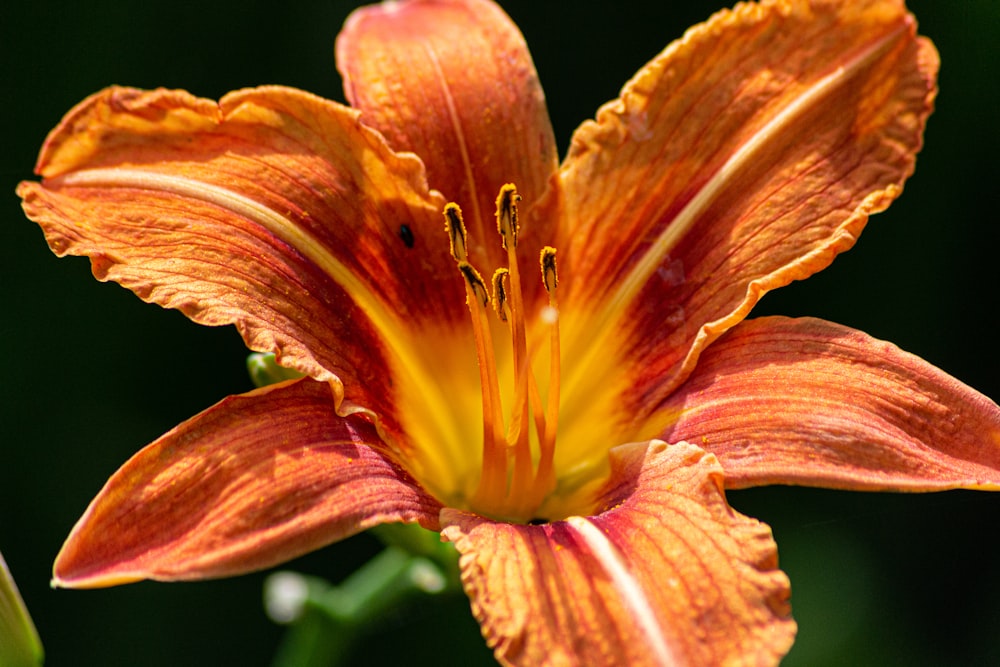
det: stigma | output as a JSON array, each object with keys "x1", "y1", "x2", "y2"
[{"x1": 443, "y1": 184, "x2": 561, "y2": 522}]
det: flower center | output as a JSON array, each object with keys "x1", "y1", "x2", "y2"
[{"x1": 443, "y1": 184, "x2": 561, "y2": 522}]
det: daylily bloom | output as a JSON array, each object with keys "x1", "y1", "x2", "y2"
[{"x1": 17, "y1": 0, "x2": 1000, "y2": 663}]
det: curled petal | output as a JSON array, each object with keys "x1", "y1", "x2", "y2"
[
  {"x1": 337, "y1": 0, "x2": 559, "y2": 264},
  {"x1": 17, "y1": 86, "x2": 462, "y2": 434},
  {"x1": 442, "y1": 441, "x2": 794, "y2": 666},
  {"x1": 656, "y1": 317, "x2": 1000, "y2": 490},
  {"x1": 54, "y1": 379, "x2": 442, "y2": 588},
  {"x1": 558, "y1": 0, "x2": 938, "y2": 417}
]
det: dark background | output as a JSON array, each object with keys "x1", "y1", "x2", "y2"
[{"x1": 2, "y1": 1, "x2": 997, "y2": 664}]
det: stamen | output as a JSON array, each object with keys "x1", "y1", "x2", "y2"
[
  {"x1": 444, "y1": 202, "x2": 468, "y2": 262},
  {"x1": 494, "y1": 185, "x2": 533, "y2": 504},
  {"x1": 442, "y1": 187, "x2": 564, "y2": 522},
  {"x1": 540, "y1": 246, "x2": 558, "y2": 293},
  {"x1": 534, "y1": 247, "x2": 560, "y2": 497},
  {"x1": 495, "y1": 183, "x2": 520, "y2": 250},
  {"x1": 458, "y1": 262, "x2": 489, "y2": 308},
  {"x1": 445, "y1": 204, "x2": 504, "y2": 504},
  {"x1": 491, "y1": 268, "x2": 510, "y2": 323}
]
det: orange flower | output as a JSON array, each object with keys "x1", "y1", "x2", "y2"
[{"x1": 17, "y1": 0, "x2": 1000, "y2": 664}]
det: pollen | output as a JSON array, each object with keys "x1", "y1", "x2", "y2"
[
  {"x1": 442, "y1": 184, "x2": 562, "y2": 522},
  {"x1": 491, "y1": 268, "x2": 510, "y2": 322},
  {"x1": 540, "y1": 246, "x2": 558, "y2": 292},
  {"x1": 444, "y1": 202, "x2": 468, "y2": 262},
  {"x1": 495, "y1": 183, "x2": 520, "y2": 249},
  {"x1": 458, "y1": 262, "x2": 490, "y2": 307}
]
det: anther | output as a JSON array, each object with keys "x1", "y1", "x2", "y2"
[
  {"x1": 444, "y1": 203, "x2": 468, "y2": 262},
  {"x1": 491, "y1": 268, "x2": 510, "y2": 322},
  {"x1": 540, "y1": 246, "x2": 558, "y2": 293},
  {"x1": 458, "y1": 262, "x2": 489, "y2": 307},
  {"x1": 495, "y1": 184, "x2": 520, "y2": 250}
]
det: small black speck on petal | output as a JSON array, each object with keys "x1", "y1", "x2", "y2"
[{"x1": 398, "y1": 224, "x2": 415, "y2": 248}]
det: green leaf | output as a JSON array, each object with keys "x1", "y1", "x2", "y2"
[
  {"x1": 247, "y1": 353, "x2": 306, "y2": 388},
  {"x1": 0, "y1": 551, "x2": 43, "y2": 667}
]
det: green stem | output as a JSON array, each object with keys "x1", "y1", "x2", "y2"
[{"x1": 269, "y1": 545, "x2": 460, "y2": 667}]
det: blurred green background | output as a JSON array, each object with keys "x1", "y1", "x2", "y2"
[{"x1": 2, "y1": 1, "x2": 998, "y2": 664}]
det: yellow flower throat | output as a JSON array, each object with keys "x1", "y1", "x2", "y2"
[{"x1": 443, "y1": 184, "x2": 561, "y2": 522}]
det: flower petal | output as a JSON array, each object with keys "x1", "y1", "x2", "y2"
[
  {"x1": 655, "y1": 317, "x2": 1000, "y2": 490},
  {"x1": 559, "y1": 0, "x2": 938, "y2": 410},
  {"x1": 442, "y1": 441, "x2": 794, "y2": 666},
  {"x1": 17, "y1": 85, "x2": 467, "y2": 437},
  {"x1": 336, "y1": 0, "x2": 559, "y2": 264},
  {"x1": 53, "y1": 379, "x2": 442, "y2": 589}
]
